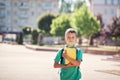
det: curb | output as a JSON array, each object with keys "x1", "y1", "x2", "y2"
[
  {"x1": 25, "y1": 45, "x2": 59, "y2": 52},
  {"x1": 85, "y1": 49, "x2": 119, "y2": 55},
  {"x1": 25, "y1": 44, "x2": 120, "y2": 55}
]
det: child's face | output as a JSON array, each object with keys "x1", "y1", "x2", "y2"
[{"x1": 65, "y1": 32, "x2": 77, "y2": 47}]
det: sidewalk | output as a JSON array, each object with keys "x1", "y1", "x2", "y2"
[
  {"x1": 25, "y1": 44, "x2": 120, "y2": 55},
  {"x1": 25, "y1": 44, "x2": 59, "y2": 52},
  {"x1": 85, "y1": 45, "x2": 120, "y2": 55}
]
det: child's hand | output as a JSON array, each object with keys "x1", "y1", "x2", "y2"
[
  {"x1": 62, "y1": 53, "x2": 68, "y2": 59},
  {"x1": 66, "y1": 63, "x2": 74, "y2": 67},
  {"x1": 62, "y1": 51, "x2": 68, "y2": 59}
]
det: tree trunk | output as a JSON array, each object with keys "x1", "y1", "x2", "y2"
[{"x1": 89, "y1": 35, "x2": 94, "y2": 46}]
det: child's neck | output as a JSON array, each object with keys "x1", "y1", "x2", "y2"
[{"x1": 66, "y1": 44, "x2": 75, "y2": 47}]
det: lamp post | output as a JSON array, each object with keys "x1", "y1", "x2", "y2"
[
  {"x1": 117, "y1": 8, "x2": 120, "y2": 18},
  {"x1": 117, "y1": 1, "x2": 120, "y2": 18}
]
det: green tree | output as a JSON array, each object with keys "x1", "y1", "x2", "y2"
[
  {"x1": 71, "y1": 3, "x2": 100, "y2": 37},
  {"x1": 74, "y1": 0, "x2": 85, "y2": 10},
  {"x1": 37, "y1": 13, "x2": 55, "y2": 35},
  {"x1": 22, "y1": 26, "x2": 31, "y2": 35},
  {"x1": 111, "y1": 17, "x2": 120, "y2": 45},
  {"x1": 50, "y1": 14, "x2": 72, "y2": 36}
]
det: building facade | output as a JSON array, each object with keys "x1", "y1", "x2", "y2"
[
  {"x1": 0, "y1": 0, "x2": 59, "y2": 33},
  {"x1": 90, "y1": 0, "x2": 120, "y2": 25}
]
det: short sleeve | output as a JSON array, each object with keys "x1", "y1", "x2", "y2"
[
  {"x1": 54, "y1": 49, "x2": 63, "y2": 62},
  {"x1": 76, "y1": 49, "x2": 83, "y2": 61}
]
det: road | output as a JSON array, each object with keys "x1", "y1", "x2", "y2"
[{"x1": 0, "y1": 43, "x2": 120, "y2": 80}]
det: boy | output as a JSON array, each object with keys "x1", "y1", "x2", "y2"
[{"x1": 53, "y1": 28, "x2": 83, "y2": 80}]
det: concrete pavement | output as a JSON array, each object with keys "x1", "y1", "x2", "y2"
[{"x1": 0, "y1": 43, "x2": 120, "y2": 80}]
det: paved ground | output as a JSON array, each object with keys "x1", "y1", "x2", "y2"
[{"x1": 0, "y1": 43, "x2": 120, "y2": 80}]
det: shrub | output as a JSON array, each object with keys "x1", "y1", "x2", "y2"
[
  {"x1": 16, "y1": 32, "x2": 23, "y2": 44},
  {"x1": 31, "y1": 29, "x2": 39, "y2": 44}
]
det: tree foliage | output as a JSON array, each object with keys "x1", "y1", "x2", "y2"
[
  {"x1": 37, "y1": 14, "x2": 55, "y2": 35},
  {"x1": 96, "y1": 14, "x2": 104, "y2": 28},
  {"x1": 74, "y1": 0, "x2": 85, "y2": 10},
  {"x1": 50, "y1": 14, "x2": 72, "y2": 36},
  {"x1": 50, "y1": 3, "x2": 100, "y2": 38},
  {"x1": 71, "y1": 3, "x2": 100, "y2": 37},
  {"x1": 22, "y1": 26, "x2": 31, "y2": 35},
  {"x1": 111, "y1": 17, "x2": 120, "y2": 39}
]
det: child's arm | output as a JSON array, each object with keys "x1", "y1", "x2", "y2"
[
  {"x1": 62, "y1": 53, "x2": 81, "y2": 66},
  {"x1": 54, "y1": 61, "x2": 74, "y2": 68}
]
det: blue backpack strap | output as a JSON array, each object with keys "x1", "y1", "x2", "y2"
[
  {"x1": 60, "y1": 48, "x2": 64, "y2": 64},
  {"x1": 75, "y1": 47, "x2": 78, "y2": 56},
  {"x1": 75, "y1": 48, "x2": 80, "y2": 69}
]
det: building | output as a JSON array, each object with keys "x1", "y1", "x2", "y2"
[
  {"x1": 89, "y1": 0, "x2": 120, "y2": 25},
  {"x1": 0, "y1": 0, "x2": 59, "y2": 33}
]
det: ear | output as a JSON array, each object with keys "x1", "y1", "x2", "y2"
[
  {"x1": 64, "y1": 37, "x2": 67, "y2": 42},
  {"x1": 75, "y1": 37, "x2": 77, "y2": 42}
]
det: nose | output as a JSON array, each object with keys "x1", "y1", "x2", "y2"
[{"x1": 69, "y1": 37, "x2": 73, "y2": 41}]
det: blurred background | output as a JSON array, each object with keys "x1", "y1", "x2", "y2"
[{"x1": 0, "y1": 0, "x2": 120, "y2": 46}]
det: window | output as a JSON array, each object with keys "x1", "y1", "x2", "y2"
[
  {"x1": 6, "y1": 1, "x2": 11, "y2": 7},
  {"x1": 14, "y1": 2, "x2": 17, "y2": 7},
  {"x1": 31, "y1": 3, "x2": 34, "y2": 8},
  {"x1": 7, "y1": 10, "x2": 10, "y2": 16},
  {"x1": 6, "y1": 19, "x2": 11, "y2": 25},
  {"x1": 0, "y1": 19, "x2": 4, "y2": 23},
  {"x1": 20, "y1": 2, "x2": 28, "y2": 7},
  {"x1": 107, "y1": 0, "x2": 111, "y2": 5},
  {"x1": 118, "y1": 0, "x2": 120, "y2": 5},
  {"x1": 111, "y1": 0, "x2": 114, "y2": 5},
  {"x1": 14, "y1": 20, "x2": 17, "y2": 24},
  {"x1": 44, "y1": 3, "x2": 51, "y2": 9},
  {"x1": 23, "y1": 11, "x2": 27, "y2": 14},
  {"x1": 0, "y1": 2, "x2": 5, "y2": 6},
  {"x1": 111, "y1": 8, "x2": 114, "y2": 15},
  {"x1": 104, "y1": 8, "x2": 107, "y2": 14},
  {"x1": 19, "y1": 19, "x2": 27, "y2": 26},
  {"x1": 103, "y1": 18, "x2": 108, "y2": 25},
  {"x1": 31, "y1": 11, "x2": 34, "y2": 16},
  {"x1": 104, "y1": 0, "x2": 107, "y2": 5},
  {"x1": 38, "y1": 3, "x2": 42, "y2": 8},
  {"x1": 114, "y1": 0, "x2": 118, "y2": 5},
  {"x1": 38, "y1": 12, "x2": 41, "y2": 16},
  {"x1": 19, "y1": 11, "x2": 28, "y2": 18},
  {"x1": 0, "y1": 10, "x2": 5, "y2": 16},
  {"x1": 53, "y1": 3, "x2": 57, "y2": 8}
]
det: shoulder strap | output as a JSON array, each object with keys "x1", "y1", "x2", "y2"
[
  {"x1": 60, "y1": 48, "x2": 64, "y2": 64},
  {"x1": 75, "y1": 48, "x2": 80, "y2": 69},
  {"x1": 76, "y1": 48, "x2": 78, "y2": 53}
]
